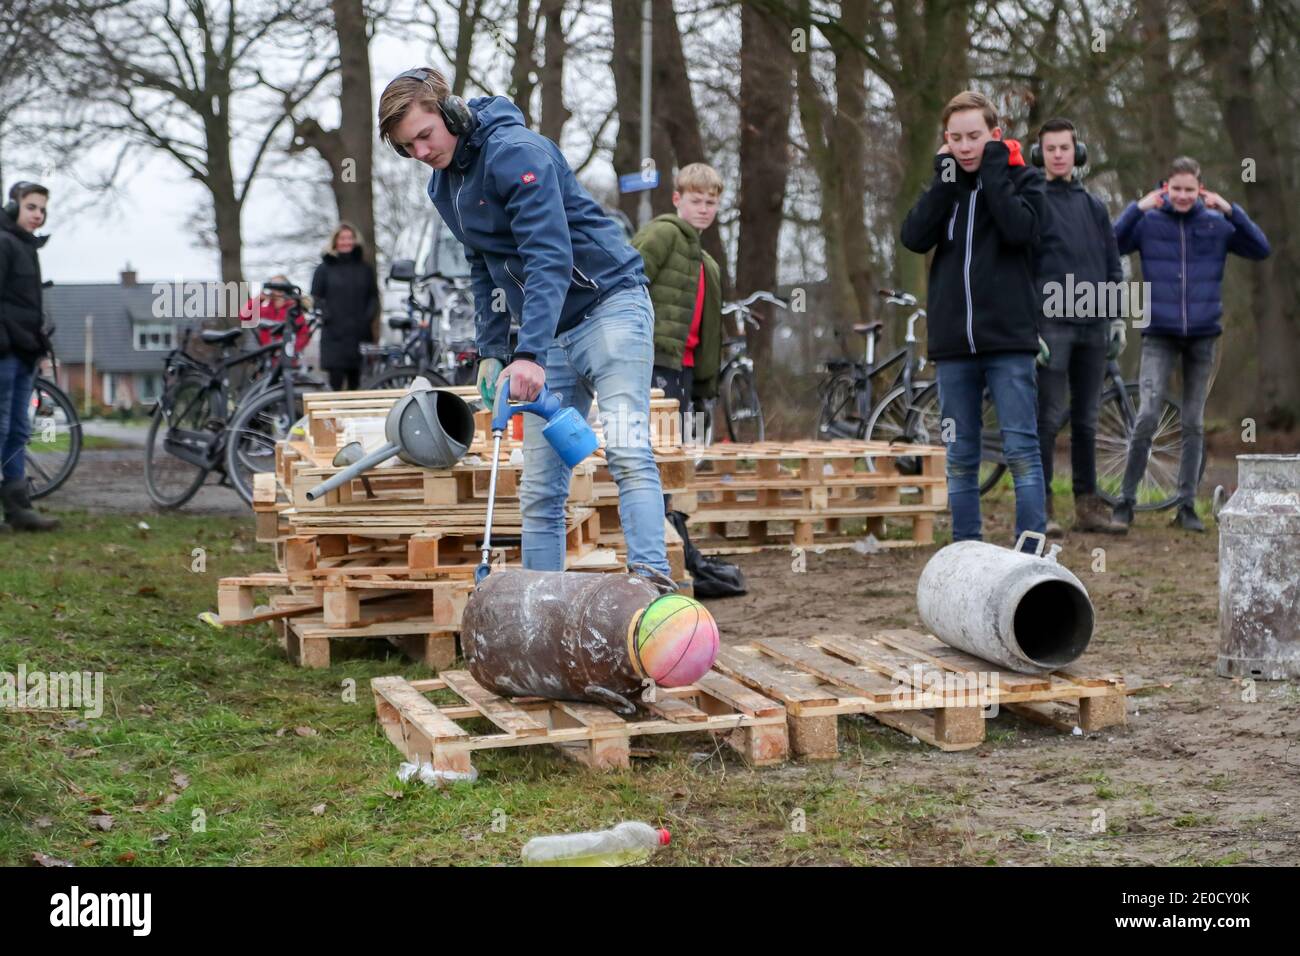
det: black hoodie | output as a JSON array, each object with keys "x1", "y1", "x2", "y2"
[
  {"x1": 901, "y1": 139, "x2": 1045, "y2": 361},
  {"x1": 1034, "y1": 177, "x2": 1122, "y2": 323},
  {"x1": 0, "y1": 208, "x2": 50, "y2": 361}
]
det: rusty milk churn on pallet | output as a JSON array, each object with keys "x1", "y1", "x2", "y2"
[
  {"x1": 461, "y1": 567, "x2": 721, "y2": 714},
  {"x1": 1217, "y1": 454, "x2": 1300, "y2": 680}
]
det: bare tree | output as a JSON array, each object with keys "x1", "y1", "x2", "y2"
[{"x1": 54, "y1": 0, "x2": 336, "y2": 284}]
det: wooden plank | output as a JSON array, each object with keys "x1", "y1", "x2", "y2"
[
  {"x1": 439, "y1": 671, "x2": 550, "y2": 737},
  {"x1": 712, "y1": 645, "x2": 840, "y2": 709},
  {"x1": 371, "y1": 676, "x2": 469, "y2": 744},
  {"x1": 694, "y1": 671, "x2": 785, "y2": 718},
  {"x1": 870, "y1": 629, "x2": 1052, "y2": 693},
  {"x1": 646, "y1": 695, "x2": 709, "y2": 723},
  {"x1": 751, "y1": 638, "x2": 902, "y2": 702}
]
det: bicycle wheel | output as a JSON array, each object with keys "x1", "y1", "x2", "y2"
[
  {"x1": 1094, "y1": 383, "x2": 1182, "y2": 512},
  {"x1": 24, "y1": 378, "x2": 82, "y2": 499},
  {"x1": 721, "y1": 365, "x2": 764, "y2": 443},
  {"x1": 815, "y1": 373, "x2": 866, "y2": 440},
  {"x1": 904, "y1": 382, "x2": 1008, "y2": 493},
  {"x1": 362, "y1": 364, "x2": 450, "y2": 391},
  {"x1": 864, "y1": 383, "x2": 930, "y2": 475},
  {"x1": 144, "y1": 376, "x2": 213, "y2": 509},
  {"x1": 224, "y1": 386, "x2": 304, "y2": 505}
]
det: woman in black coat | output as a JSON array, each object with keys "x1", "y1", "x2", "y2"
[{"x1": 311, "y1": 222, "x2": 379, "y2": 391}]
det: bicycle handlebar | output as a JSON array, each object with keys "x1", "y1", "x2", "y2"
[
  {"x1": 722, "y1": 290, "x2": 789, "y2": 315},
  {"x1": 877, "y1": 288, "x2": 918, "y2": 308}
]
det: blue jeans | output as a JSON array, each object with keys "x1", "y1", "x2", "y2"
[
  {"x1": 936, "y1": 353, "x2": 1046, "y2": 542},
  {"x1": 0, "y1": 354, "x2": 36, "y2": 483},
  {"x1": 519, "y1": 286, "x2": 670, "y2": 576}
]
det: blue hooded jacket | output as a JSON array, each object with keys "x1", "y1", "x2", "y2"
[
  {"x1": 426, "y1": 96, "x2": 647, "y2": 363},
  {"x1": 1112, "y1": 198, "x2": 1270, "y2": 337}
]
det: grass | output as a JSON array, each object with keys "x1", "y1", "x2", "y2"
[{"x1": 0, "y1": 511, "x2": 994, "y2": 866}]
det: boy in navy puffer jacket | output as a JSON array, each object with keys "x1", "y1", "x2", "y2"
[{"x1": 1110, "y1": 156, "x2": 1270, "y2": 531}]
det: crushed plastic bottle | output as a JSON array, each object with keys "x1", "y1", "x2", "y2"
[
  {"x1": 396, "y1": 761, "x2": 479, "y2": 787},
  {"x1": 521, "y1": 822, "x2": 670, "y2": 866}
]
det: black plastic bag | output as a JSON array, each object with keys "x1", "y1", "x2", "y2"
[{"x1": 667, "y1": 511, "x2": 747, "y2": 598}]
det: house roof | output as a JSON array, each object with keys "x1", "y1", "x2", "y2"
[{"x1": 45, "y1": 281, "x2": 210, "y2": 373}]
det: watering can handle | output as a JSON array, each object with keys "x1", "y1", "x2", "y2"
[{"x1": 491, "y1": 375, "x2": 562, "y2": 431}]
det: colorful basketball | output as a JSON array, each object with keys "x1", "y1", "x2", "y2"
[{"x1": 634, "y1": 593, "x2": 720, "y2": 687}]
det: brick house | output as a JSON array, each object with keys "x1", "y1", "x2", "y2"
[{"x1": 45, "y1": 269, "x2": 207, "y2": 411}]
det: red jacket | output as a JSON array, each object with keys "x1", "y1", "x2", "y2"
[{"x1": 240, "y1": 297, "x2": 312, "y2": 354}]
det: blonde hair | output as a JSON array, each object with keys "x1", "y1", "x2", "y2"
[
  {"x1": 675, "y1": 163, "x2": 723, "y2": 197},
  {"x1": 941, "y1": 90, "x2": 999, "y2": 132},
  {"x1": 378, "y1": 68, "x2": 452, "y2": 152},
  {"x1": 324, "y1": 222, "x2": 365, "y2": 256}
]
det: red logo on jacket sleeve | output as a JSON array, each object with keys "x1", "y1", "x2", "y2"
[{"x1": 521, "y1": 171, "x2": 537, "y2": 184}]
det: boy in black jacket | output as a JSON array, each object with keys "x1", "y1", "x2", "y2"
[
  {"x1": 901, "y1": 91, "x2": 1046, "y2": 543},
  {"x1": 1032, "y1": 118, "x2": 1127, "y2": 537}
]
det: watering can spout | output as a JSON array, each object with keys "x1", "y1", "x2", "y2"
[{"x1": 305, "y1": 441, "x2": 400, "y2": 501}]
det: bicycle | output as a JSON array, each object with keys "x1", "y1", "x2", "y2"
[
  {"x1": 24, "y1": 328, "x2": 82, "y2": 499},
  {"x1": 361, "y1": 260, "x2": 477, "y2": 389},
  {"x1": 815, "y1": 289, "x2": 932, "y2": 466},
  {"x1": 144, "y1": 287, "x2": 322, "y2": 508},
  {"x1": 904, "y1": 353, "x2": 1183, "y2": 510},
  {"x1": 709, "y1": 290, "x2": 786, "y2": 444}
]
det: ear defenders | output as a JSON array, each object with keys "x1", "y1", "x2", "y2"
[
  {"x1": 1029, "y1": 139, "x2": 1088, "y2": 169},
  {"x1": 4, "y1": 181, "x2": 38, "y2": 220},
  {"x1": 388, "y1": 68, "x2": 476, "y2": 158}
]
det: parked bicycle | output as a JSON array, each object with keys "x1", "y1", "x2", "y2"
[
  {"x1": 25, "y1": 327, "x2": 82, "y2": 499},
  {"x1": 361, "y1": 259, "x2": 477, "y2": 389},
  {"x1": 144, "y1": 283, "x2": 324, "y2": 509},
  {"x1": 815, "y1": 289, "x2": 931, "y2": 462},
  {"x1": 707, "y1": 290, "x2": 785, "y2": 444}
]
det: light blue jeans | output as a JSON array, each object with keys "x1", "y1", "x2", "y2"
[{"x1": 519, "y1": 285, "x2": 670, "y2": 576}]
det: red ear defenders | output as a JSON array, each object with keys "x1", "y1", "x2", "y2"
[
  {"x1": 387, "y1": 68, "x2": 475, "y2": 158},
  {"x1": 1029, "y1": 140, "x2": 1088, "y2": 169}
]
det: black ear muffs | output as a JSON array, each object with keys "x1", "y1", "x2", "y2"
[
  {"x1": 387, "y1": 68, "x2": 476, "y2": 158},
  {"x1": 5, "y1": 181, "x2": 37, "y2": 220},
  {"x1": 1030, "y1": 141, "x2": 1088, "y2": 169}
]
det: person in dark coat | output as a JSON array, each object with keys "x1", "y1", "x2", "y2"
[
  {"x1": 0, "y1": 180, "x2": 59, "y2": 531},
  {"x1": 311, "y1": 223, "x2": 379, "y2": 391}
]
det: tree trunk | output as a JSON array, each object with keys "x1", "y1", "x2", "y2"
[
  {"x1": 538, "y1": 0, "x2": 570, "y2": 142},
  {"x1": 1138, "y1": 0, "x2": 1178, "y2": 161},
  {"x1": 611, "y1": 0, "x2": 674, "y2": 223},
  {"x1": 452, "y1": 0, "x2": 479, "y2": 97},
  {"x1": 332, "y1": 0, "x2": 375, "y2": 251},
  {"x1": 1192, "y1": 0, "x2": 1300, "y2": 426},
  {"x1": 511, "y1": 0, "x2": 536, "y2": 127},
  {"x1": 736, "y1": 1, "x2": 794, "y2": 385},
  {"x1": 832, "y1": 0, "x2": 873, "y2": 325}
]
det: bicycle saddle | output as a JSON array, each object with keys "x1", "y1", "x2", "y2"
[
  {"x1": 852, "y1": 321, "x2": 884, "y2": 335},
  {"x1": 201, "y1": 328, "x2": 244, "y2": 346},
  {"x1": 388, "y1": 316, "x2": 415, "y2": 330}
]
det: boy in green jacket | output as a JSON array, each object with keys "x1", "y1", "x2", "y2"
[{"x1": 631, "y1": 163, "x2": 724, "y2": 432}]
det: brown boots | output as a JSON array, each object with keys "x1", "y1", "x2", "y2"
[
  {"x1": 1046, "y1": 493, "x2": 1129, "y2": 537},
  {"x1": 1074, "y1": 493, "x2": 1128, "y2": 534}
]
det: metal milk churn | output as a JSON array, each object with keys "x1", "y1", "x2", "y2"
[{"x1": 1217, "y1": 454, "x2": 1300, "y2": 680}]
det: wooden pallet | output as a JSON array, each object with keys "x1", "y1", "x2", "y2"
[
  {"x1": 268, "y1": 594, "x2": 460, "y2": 670},
  {"x1": 713, "y1": 630, "x2": 1127, "y2": 753},
  {"x1": 372, "y1": 669, "x2": 788, "y2": 773}
]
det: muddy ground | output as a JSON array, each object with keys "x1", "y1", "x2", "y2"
[
  {"x1": 703, "y1": 474, "x2": 1300, "y2": 865},
  {"x1": 36, "y1": 440, "x2": 1300, "y2": 865}
]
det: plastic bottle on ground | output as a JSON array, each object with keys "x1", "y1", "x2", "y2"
[{"x1": 521, "y1": 822, "x2": 670, "y2": 866}]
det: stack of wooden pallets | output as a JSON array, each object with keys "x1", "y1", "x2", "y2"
[
  {"x1": 223, "y1": 386, "x2": 690, "y2": 671},
  {"x1": 676, "y1": 439, "x2": 947, "y2": 554}
]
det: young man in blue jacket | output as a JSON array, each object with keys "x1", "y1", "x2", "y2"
[
  {"x1": 377, "y1": 68, "x2": 669, "y2": 577},
  {"x1": 1111, "y1": 156, "x2": 1270, "y2": 531}
]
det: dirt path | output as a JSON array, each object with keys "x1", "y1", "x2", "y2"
[
  {"x1": 42, "y1": 448, "x2": 247, "y2": 516},
  {"x1": 703, "y1": 473, "x2": 1300, "y2": 865}
]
